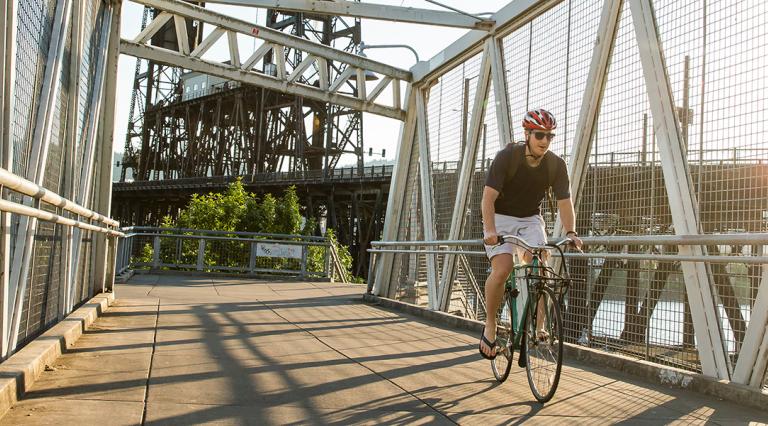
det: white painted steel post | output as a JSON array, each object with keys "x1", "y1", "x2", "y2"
[
  {"x1": 415, "y1": 87, "x2": 439, "y2": 309},
  {"x1": 300, "y1": 245, "x2": 308, "y2": 278},
  {"x1": 733, "y1": 265, "x2": 768, "y2": 386},
  {"x1": 489, "y1": 38, "x2": 512, "y2": 150},
  {"x1": 93, "y1": 1, "x2": 121, "y2": 296},
  {"x1": 0, "y1": 0, "x2": 17, "y2": 359},
  {"x1": 373, "y1": 85, "x2": 416, "y2": 297},
  {"x1": 198, "y1": 239, "x2": 207, "y2": 271},
  {"x1": 437, "y1": 39, "x2": 493, "y2": 312},
  {"x1": 153, "y1": 236, "x2": 161, "y2": 269},
  {"x1": 629, "y1": 0, "x2": 729, "y2": 379},
  {"x1": 68, "y1": 5, "x2": 112, "y2": 313}
]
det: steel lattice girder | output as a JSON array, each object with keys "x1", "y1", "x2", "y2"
[
  {"x1": 122, "y1": 0, "x2": 409, "y2": 120},
  {"x1": 200, "y1": 0, "x2": 495, "y2": 30}
]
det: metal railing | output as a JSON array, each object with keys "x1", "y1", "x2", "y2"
[
  {"x1": 368, "y1": 233, "x2": 768, "y2": 385},
  {"x1": 0, "y1": 167, "x2": 122, "y2": 235},
  {"x1": 0, "y1": 167, "x2": 123, "y2": 357},
  {"x1": 117, "y1": 227, "x2": 349, "y2": 282}
]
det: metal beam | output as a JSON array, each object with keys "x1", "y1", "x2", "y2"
[
  {"x1": 733, "y1": 265, "x2": 768, "y2": 386},
  {"x1": 60, "y1": 0, "x2": 84, "y2": 319},
  {"x1": 93, "y1": 1, "x2": 122, "y2": 295},
  {"x1": 130, "y1": 0, "x2": 411, "y2": 81},
  {"x1": 372, "y1": 85, "x2": 416, "y2": 296},
  {"x1": 630, "y1": 0, "x2": 729, "y2": 379},
  {"x1": 120, "y1": 40, "x2": 406, "y2": 120},
  {"x1": 489, "y1": 37, "x2": 512, "y2": 149},
  {"x1": 199, "y1": 0, "x2": 494, "y2": 29},
  {"x1": 68, "y1": 4, "x2": 112, "y2": 314},
  {"x1": 415, "y1": 88, "x2": 438, "y2": 309},
  {"x1": 437, "y1": 39, "x2": 492, "y2": 312},
  {"x1": 0, "y1": 0, "x2": 16, "y2": 359}
]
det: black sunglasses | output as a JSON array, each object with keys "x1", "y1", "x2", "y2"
[{"x1": 531, "y1": 131, "x2": 555, "y2": 141}]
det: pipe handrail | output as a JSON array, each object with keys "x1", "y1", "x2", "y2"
[
  {"x1": 123, "y1": 226, "x2": 327, "y2": 241},
  {"x1": 123, "y1": 232, "x2": 330, "y2": 245},
  {"x1": 366, "y1": 248, "x2": 768, "y2": 265},
  {"x1": 0, "y1": 166, "x2": 119, "y2": 228},
  {"x1": 0, "y1": 199, "x2": 124, "y2": 237},
  {"x1": 371, "y1": 233, "x2": 768, "y2": 247}
]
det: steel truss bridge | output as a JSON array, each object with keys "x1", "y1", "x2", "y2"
[{"x1": 0, "y1": 0, "x2": 767, "y2": 422}]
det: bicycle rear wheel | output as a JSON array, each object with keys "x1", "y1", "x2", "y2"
[
  {"x1": 524, "y1": 286, "x2": 563, "y2": 403},
  {"x1": 491, "y1": 291, "x2": 514, "y2": 382}
]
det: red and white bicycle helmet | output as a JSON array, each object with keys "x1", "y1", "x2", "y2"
[{"x1": 522, "y1": 108, "x2": 557, "y2": 131}]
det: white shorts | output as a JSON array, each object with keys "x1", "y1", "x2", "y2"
[{"x1": 484, "y1": 214, "x2": 547, "y2": 260}]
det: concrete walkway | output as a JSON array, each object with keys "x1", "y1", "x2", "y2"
[{"x1": 1, "y1": 274, "x2": 766, "y2": 425}]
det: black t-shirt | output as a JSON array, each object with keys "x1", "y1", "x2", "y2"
[{"x1": 484, "y1": 143, "x2": 571, "y2": 217}]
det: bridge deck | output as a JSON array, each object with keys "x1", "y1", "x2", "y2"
[{"x1": 1, "y1": 275, "x2": 765, "y2": 425}]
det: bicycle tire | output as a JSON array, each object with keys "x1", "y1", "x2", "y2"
[
  {"x1": 524, "y1": 286, "x2": 563, "y2": 403},
  {"x1": 491, "y1": 291, "x2": 514, "y2": 382}
]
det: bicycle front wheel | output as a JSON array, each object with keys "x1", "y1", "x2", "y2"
[
  {"x1": 524, "y1": 286, "x2": 563, "y2": 403},
  {"x1": 491, "y1": 291, "x2": 514, "y2": 382}
]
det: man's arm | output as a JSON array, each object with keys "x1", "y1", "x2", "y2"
[
  {"x1": 557, "y1": 197, "x2": 583, "y2": 249},
  {"x1": 482, "y1": 186, "x2": 500, "y2": 245}
]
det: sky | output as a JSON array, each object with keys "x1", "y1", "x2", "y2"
[{"x1": 113, "y1": 0, "x2": 513, "y2": 164}]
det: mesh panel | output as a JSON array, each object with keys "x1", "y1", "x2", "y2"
[
  {"x1": 24, "y1": 4, "x2": 73, "y2": 343},
  {"x1": 449, "y1": 0, "x2": 603, "y2": 320},
  {"x1": 11, "y1": 0, "x2": 112, "y2": 348},
  {"x1": 388, "y1": 130, "x2": 428, "y2": 306},
  {"x1": 381, "y1": 0, "x2": 768, "y2": 376},
  {"x1": 74, "y1": 0, "x2": 100, "y2": 204},
  {"x1": 653, "y1": 0, "x2": 768, "y2": 368},
  {"x1": 13, "y1": 0, "x2": 59, "y2": 346}
]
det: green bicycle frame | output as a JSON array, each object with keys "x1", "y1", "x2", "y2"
[{"x1": 498, "y1": 255, "x2": 545, "y2": 351}]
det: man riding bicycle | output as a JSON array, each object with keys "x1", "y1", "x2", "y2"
[{"x1": 479, "y1": 108, "x2": 583, "y2": 360}]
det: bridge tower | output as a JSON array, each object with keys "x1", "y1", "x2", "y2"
[
  {"x1": 114, "y1": 3, "x2": 382, "y2": 276},
  {"x1": 118, "y1": 4, "x2": 363, "y2": 181}
]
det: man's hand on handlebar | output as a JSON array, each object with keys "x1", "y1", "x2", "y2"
[
  {"x1": 567, "y1": 235, "x2": 583, "y2": 252},
  {"x1": 483, "y1": 231, "x2": 498, "y2": 246}
]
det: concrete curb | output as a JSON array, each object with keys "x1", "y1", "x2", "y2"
[
  {"x1": 361, "y1": 293, "x2": 768, "y2": 412},
  {"x1": 133, "y1": 269, "x2": 335, "y2": 283},
  {"x1": 0, "y1": 292, "x2": 115, "y2": 419},
  {"x1": 115, "y1": 269, "x2": 136, "y2": 284}
]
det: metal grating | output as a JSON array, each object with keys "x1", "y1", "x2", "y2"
[
  {"x1": 383, "y1": 0, "x2": 768, "y2": 376},
  {"x1": 8, "y1": 0, "x2": 115, "y2": 349},
  {"x1": 388, "y1": 128, "x2": 428, "y2": 306},
  {"x1": 13, "y1": 0, "x2": 58, "y2": 346},
  {"x1": 654, "y1": 0, "x2": 768, "y2": 368}
]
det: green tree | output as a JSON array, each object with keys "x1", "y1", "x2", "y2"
[
  {"x1": 274, "y1": 186, "x2": 302, "y2": 235},
  {"x1": 177, "y1": 178, "x2": 252, "y2": 231},
  {"x1": 243, "y1": 193, "x2": 276, "y2": 233},
  {"x1": 136, "y1": 180, "x2": 356, "y2": 280}
]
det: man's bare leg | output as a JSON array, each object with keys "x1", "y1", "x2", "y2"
[{"x1": 482, "y1": 253, "x2": 514, "y2": 358}]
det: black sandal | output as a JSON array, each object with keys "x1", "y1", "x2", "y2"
[{"x1": 478, "y1": 326, "x2": 497, "y2": 360}]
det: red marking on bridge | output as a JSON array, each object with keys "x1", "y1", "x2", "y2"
[{"x1": 252, "y1": 28, "x2": 259, "y2": 36}]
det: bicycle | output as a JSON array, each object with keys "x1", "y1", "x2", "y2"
[{"x1": 488, "y1": 234, "x2": 579, "y2": 403}]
